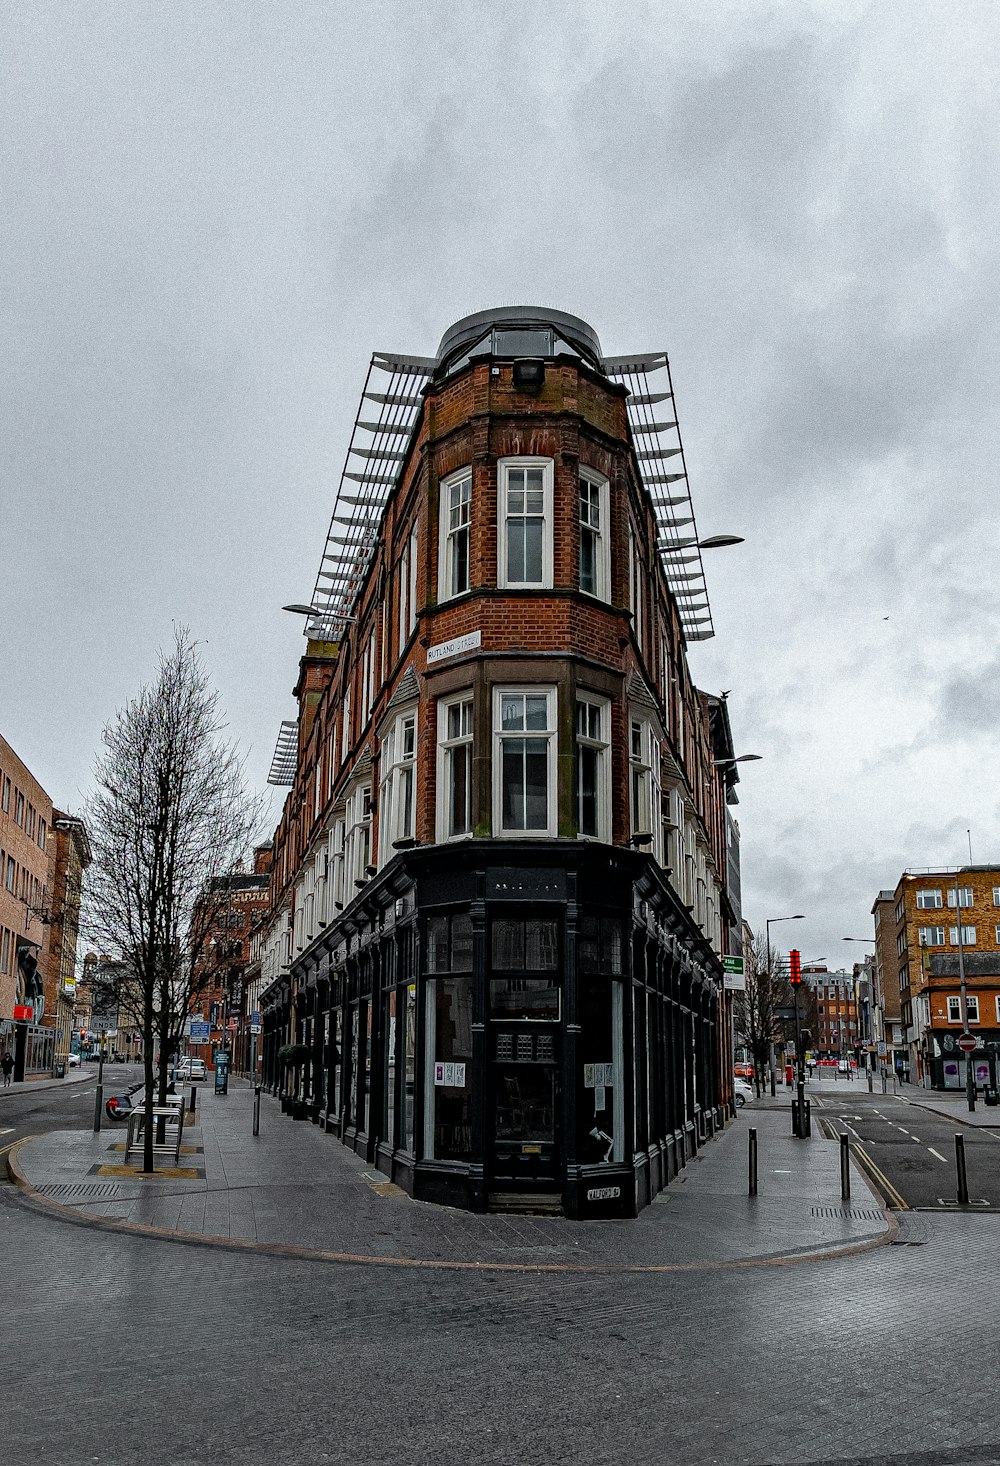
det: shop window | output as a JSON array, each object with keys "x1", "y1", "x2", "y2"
[
  {"x1": 575, "y1": 696, "x2": 610, "y2": 841},
  {"x1": 578, "y1": 915, "x2": 623, "y2": 976},
  {"x1": 437, "y1": 695, "x2": 473, "y2": 840},
  {"x1": 490, "y1": 977, "x2": 560, "y2": 1021},
  {"x1": 497, "y1": 457, "x2": 553, "y2": 589},
  {"x1": 491, "y1": 916, "x2": 558, "y2": 971},
  {"x1": 578, "y1": 469, "x2": 610, "y2": 600},
  {"x1": 383, "y1": 990, "x2": 396, "y2": 1148},
  {"x1": 399, "y1": 983, "x2": 417, "y2": 1152},
  {"x1": 439, "y1": 468, "x2": 472, "y2": 601},
  {"x1": 426, "y1": 912, "x2": 473, "y2": 974},
  {"x1": 493, "y1": 687, "x2": 557, "y2": 836},
  {"x1": 423, "y1": 976, "x2": 473, "y2": 1160}
]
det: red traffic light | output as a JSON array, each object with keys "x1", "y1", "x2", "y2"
[{"x1": 789, "y1": 950, "x2": 802, "y2": 986}]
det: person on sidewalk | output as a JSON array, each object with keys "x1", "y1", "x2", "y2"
[{"x1": 1, "y1": 1050, "x2": 13, "y2": 1087}]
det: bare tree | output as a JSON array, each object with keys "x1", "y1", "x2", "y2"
[
  {"x1": 735, "y1": 931, "x2": 820, "y2": 1095},
  {"x1": 84, "y1": 629, "x2": 264, "y2": 1171},
  {"x1": 734, "y1": 930, "x2": 787, "y2": 1097}
]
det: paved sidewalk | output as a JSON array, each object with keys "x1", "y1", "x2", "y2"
[{"x1": 8, "y1": 1083, "x2": 892, "y2": 1269}]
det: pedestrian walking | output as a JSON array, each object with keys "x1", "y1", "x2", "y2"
[{"x1": 1, "y1": 1049, "x2": 14, "y2": 1087}]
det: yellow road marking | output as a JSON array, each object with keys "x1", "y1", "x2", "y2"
[{"x1": 851, "y1": 1140, "x2": 908, "y2": 1210}]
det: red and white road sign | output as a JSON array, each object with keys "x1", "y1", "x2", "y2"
[{"x1": 957, "y1": 1033, "x2": 978, "y2": 1053}]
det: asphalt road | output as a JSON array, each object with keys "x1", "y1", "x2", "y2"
[
  {"x1": 0, "y1": 1064, "x2": 139, "y2": 1155},
  {"x1": 814, "y1": 1091, "x2": 1000, "y2": 1210},
  {"x1": 2, "y1": 1172, "x2": 998, "y2": 1466}
]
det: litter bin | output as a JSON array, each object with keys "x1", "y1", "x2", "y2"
[
  {"x1": 985, "y1": 1088, "x2": 998, "y2": 1108},
  {"x1": 54, "y1": 1061, "x2": 66, "y2": 1079},
  {"x1": 792, "y1": 1096, "x2": 811, "y2": 1138}
]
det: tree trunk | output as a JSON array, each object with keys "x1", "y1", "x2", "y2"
[{"x1": 142, "y1": 985, "x2": 155, "y2": 1174}]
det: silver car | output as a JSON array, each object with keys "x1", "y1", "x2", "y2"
[{"x1": 733, "y1": 1078, "x2": 754, "y2": 1108}]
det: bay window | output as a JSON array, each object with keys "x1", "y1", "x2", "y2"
[
  {"x1": 629, "y1": 714, "x2": 663, "y2": 863},
  {"x1": 578, "y1": 469, "x2": 610, "y2": 600},
  {"x1": 493, "y1": 687, "x2": 557, "y2": 836},
  {"x1": 378, "y1": 708, "x2": 417, "y2": 864},
  {"x1": 437, "y1": 694, "x2": 474, "y2": 840},
  {"x1": 497, "y1": 457, "x2": 553, "y2": 589},
  {"x1": 439, "y1": 468, "x2": 472, "y2": 601},
  {"x1": 575, "y1": 695, "x2": 610, "y2": 840}
]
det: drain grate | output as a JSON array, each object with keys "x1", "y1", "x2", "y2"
[
  {"x1": 37, "y1": 1182, "x2": 123, "y2": 1201},
  {"x1": 810, "y1": 1204, "x2": 884, "y2": 1221}
]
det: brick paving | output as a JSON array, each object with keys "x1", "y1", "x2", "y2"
[{"x1": 10, "y1": 1079, "x2": 890, "y2": 1267}]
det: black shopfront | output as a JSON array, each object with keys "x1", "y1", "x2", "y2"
[{"x1": 260, "y1": 842, "x2": 724, "y2": 1219}]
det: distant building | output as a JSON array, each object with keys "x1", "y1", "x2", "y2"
[
  {"x1": 871, "y1": 889, "x2": 905, "y2": 1070},
  {"x1": 190, "y1": 854, "x2": 271, "y2": 1069},
  {"x1": 258, "y1": 307, "x2": 745, "y2": 1218},
  {"x1": 883, "y1": 865, "x2": 1000, "y2": 1089},
  {"x1": 802, "y1": 965, "x2": 859, "y2": 1059},
  {"x1": 43, "y1": 813, "x2": 92, "y2": 1067},
  {"x1": 0, "y1": 737, "x2": 86, "y2": 1079}
]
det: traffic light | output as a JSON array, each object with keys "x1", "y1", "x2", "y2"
[{"x1": 789, "y1": 949, "x2": 802, "y2": 986}]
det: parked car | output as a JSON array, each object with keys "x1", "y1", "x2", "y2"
[
  {"x1": 176, "y1": 1058, "x2": 207, "y2": 1081},
  {"x1": 67, "y1": 1052, "x2": 81, "y2": 1068},
  {"x1": 733, "y1": 1078, "x2": 754, "y2": 1108}
]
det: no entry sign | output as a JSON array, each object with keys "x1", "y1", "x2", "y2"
[{"x1": 957, "y1": 1034, "x2": 978, "y2": 1053}]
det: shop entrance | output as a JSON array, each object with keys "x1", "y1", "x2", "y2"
[{"x1": 488, "y1": 1023, "x2": 560, "y2": 1193}]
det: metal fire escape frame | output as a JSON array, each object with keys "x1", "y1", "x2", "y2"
[{"x1": 602, "y1": 351, "x2": 714, "y2": 643}]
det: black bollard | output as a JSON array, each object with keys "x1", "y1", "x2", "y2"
[
  {"x1": 253, "y1": 1084, "x2": 261, "y2": 1137},
  {"x1": 956, "y1": 1133, "x2": 969, "y2": 1205},
  {"x1": 92, "y1": 1083, "x2": 103, "y2": 1134},
  {"x1": 748, "y1": 1126, "x2": 758, "y2": 1196},
  {"x1": 189, "y1": 1085, "x2": 196, "y2": 1115},
  {"x1": 840, "y1": 1132, "x2": 851, "y2": 1200}
]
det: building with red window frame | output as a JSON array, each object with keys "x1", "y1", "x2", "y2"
[{"x1": 258, "y1": 308, "x2": 746, "y2": 1217}]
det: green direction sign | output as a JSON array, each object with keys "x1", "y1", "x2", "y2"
[{"x1": 722, "y1": 956, "x2": 745, "y2": 975}]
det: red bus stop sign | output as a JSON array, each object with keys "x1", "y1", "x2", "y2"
[{"x1": 957, "y1": 1034, "x2": 978, "y2": 1053}]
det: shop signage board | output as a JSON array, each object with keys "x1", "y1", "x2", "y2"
[
  {"x1": 722, "y1": 955, "x2": 746, "y2": 991},
  {"x1": 434, "y1": 1062, "x2": 466, "y2": 1086}
]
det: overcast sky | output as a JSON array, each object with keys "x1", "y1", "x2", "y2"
[{"x1": 2, "y1": 1, "x2": 997, "y2": 966}]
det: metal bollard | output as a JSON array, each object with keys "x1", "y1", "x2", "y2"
[
  {"x1": 956, "y1": 1133, "x2": 969, "y2": 1205},
  {"x1": 189, "y1": 1085, "x2": 197, "y2": 1115},
  {"x1": 93, "y1": 1083, "x2": 103, "y2": 1134},
  {"x1": 748, "y1": 1126, "x2": 758, "y2": 1196},
  {"x1": 253, "y1": 1084, "x2": 261, "y2": 1137},
  {"x1": 839, "y1": 1132, "x2": 851, "y2": 1200},
  {"x1": 770, "y1": 1067, "x2": 776, "y2": 1098}
]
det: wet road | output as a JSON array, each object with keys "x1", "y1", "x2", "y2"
[
  {"x1": 0, "y1": 1064, "x2": 142, "y2": 1157},
  {"x1": 2, "y1": 1170, "x2": 998, "y2": 1465},
  {"x1": 814, "y1": 1092, "x2": 1000, "y2": 1210}
]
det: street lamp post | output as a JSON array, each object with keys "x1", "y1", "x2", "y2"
[
  {"x1": 953, "y1": 875, "x2": 975, "y2": 1113},
  {"x1": 766, "y1": 915, "x2": 805, "y2": 1096}
]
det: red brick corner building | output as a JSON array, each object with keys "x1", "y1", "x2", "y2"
[{"x1": 260, "y1": 308, "x2": 745, "y2": 1218}]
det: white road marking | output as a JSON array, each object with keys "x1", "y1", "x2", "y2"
[
  {"x1": 895, "y1": 1126, "x2": 911, "y2": 1136},
  {"x1": 0, "y1": 1127, "x2": 13, "y2": 1136},
  {"x1": 929, "y1": 1147, "x2": 948, "y2": 1163}
]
